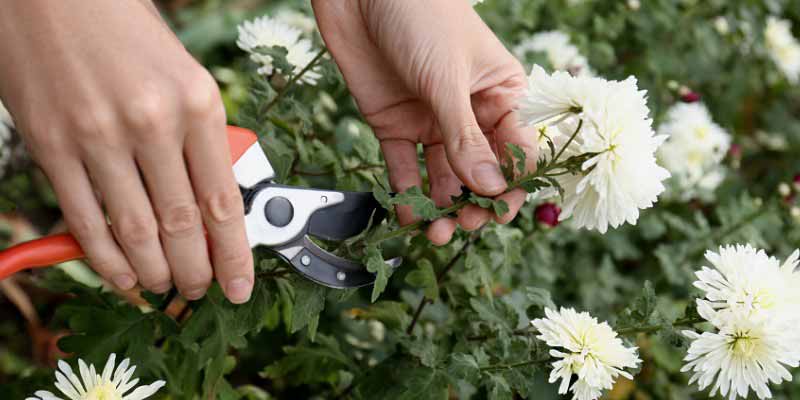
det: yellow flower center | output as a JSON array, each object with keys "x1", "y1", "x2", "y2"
[
  {"x1": 729, "y1": 330, "x2": 759, "y2": 358},
  {"x1": 694, "y1": 126, "x2": 709, "y2": 140},
  {"x1": 84, "y1": 380, "x2": 122, "y2": 400}
]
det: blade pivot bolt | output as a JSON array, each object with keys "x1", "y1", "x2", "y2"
[
  {"x1": 301, "y1": 255, "x2": 311, "y2": 266},
  {"x1": 336, "y1": 271, "x2": 346, "y2": 281},
  {"x1": 265, "y1": 196, "x2": 293, "y2": 227}
]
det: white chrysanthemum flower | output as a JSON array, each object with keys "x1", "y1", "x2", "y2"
[
  {"x1": 236, "y1": 16, "x2": 321, "y2": 85},
  {"x1": 531, "y1": 307, "x2": 641, "y2": 400},
  {"x1": 681, "y1": 302, "x2": 800, "y2": 400},
  {"x1": 693, "y1": 244, "x2": 800, "y2": 325},
  {"x1": 519, "y1": 65, "x2": 670, "y2": 233},
  {"x1": 513, "y1": 31, "x2": 593, "y2": 77},
  {"x1": 765, "y1": 17, "x2": 800, "y2": 84},
  {"x1": 26, "y1": 354, "x2": 165, "y2": 400},
  {"x1": 657, "y1": 103, "x2": 731, "y2": 201},
  {"x1": 275, "y1": 8, "x2": 316, "y2": 34}
]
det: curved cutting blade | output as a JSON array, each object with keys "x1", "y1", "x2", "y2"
[{"x1": 306, "y1": 191, "x2": 387, "y2": 241}]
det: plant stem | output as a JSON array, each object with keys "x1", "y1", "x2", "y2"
[
  {"x1": 263, "y1": 48, "x2": 327, "y2": 115},
  {"x1": 479, "y1": 356, "x2": 551, "y2": 372},
  {"x1": 550, "y1": 118, "x2": 583, "y2": 165},
  {"x1": 406, "y1": 235, "x2": 478, "y2": 335},
  {"x1": 616, "y1": 315, "x2": 705, "y2": 335}
]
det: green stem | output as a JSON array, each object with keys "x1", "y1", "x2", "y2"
[
  {"x1": 263, "y1": 48, "x2": 327, "y2": 115},
  {"x1": 550, "y1": 118, "x2": 583, "y2": 165},
  {"x1": 616, "y1": 315, "x2": 705, "y2": 335},
  {"x1": 479, "y1": 357, "x2": 551, "y2": 372}
]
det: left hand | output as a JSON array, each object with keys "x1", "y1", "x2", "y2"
[{"x1": 312, "y1": 0, "x2": 537, "y2": 244}]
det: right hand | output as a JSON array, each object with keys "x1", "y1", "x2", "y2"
[{"x1": 0, "y1": 0, "x2": 254, "y2": 303}]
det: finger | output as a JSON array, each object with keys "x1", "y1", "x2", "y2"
[
  {"x1": 84, "y1": 153, "x2": 172, "y2": 293},
  {"x1": 380, "y1": 139, "x2": 422, "y2": 226},
  {"x1": 493, "y1": 188, "x2": 527, "y2": 224},
  {"x1": 40, "y1": 156, "x2": 137, "y2": 290},
  {"x1": 185, "y1": 107, "x2": 253, "y2": 304},
  {"x1": 426, "y1": 218, "x2": 457, "y2": 246},
  {"x1": 430, "y1": 85, "x2": 507, "y2": 197},
  {"x1": 473, "y1": 83, "x2": 538, "y2": 176},
  {"x1": 423, "y1": 144, "x2": 463, "y2": 207},
  {"x1": 457, "y1": 205, "x2": 492, "y2": 232},
  {"x1": 136, "y1": 138, "x2": 213, "y2": 301}
]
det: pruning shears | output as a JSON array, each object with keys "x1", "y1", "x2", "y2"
[{"x1": 0, "y1": 126, "x2": 400, "y2": 289}]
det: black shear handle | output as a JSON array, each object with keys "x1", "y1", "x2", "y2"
[{"x1": 279, "y1": 236, "x2": 400, "y2": 289}]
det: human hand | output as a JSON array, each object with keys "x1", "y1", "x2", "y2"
[
  {"x1": 312, "y1": 0, "x2": 537, "y2": 244},
  {"x1": 0, "y1": 0, "x2": 253, "y2": 303}
]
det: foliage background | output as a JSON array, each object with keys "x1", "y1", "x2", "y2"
[{"x1": 2, "y1": 0, "x2": 800, "y2": 399}]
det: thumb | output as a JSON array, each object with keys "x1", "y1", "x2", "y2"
[{"x1": 431, "y1": 88, "x2": 507, "y2": 197}]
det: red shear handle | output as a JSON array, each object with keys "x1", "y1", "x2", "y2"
[{"x1": 0, "y1": 126, "x2": 259, "y2": 281}]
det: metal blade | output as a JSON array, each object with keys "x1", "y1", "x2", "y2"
[{"x1": 306, "y1": 191, "x2": 387, "y2": 241}]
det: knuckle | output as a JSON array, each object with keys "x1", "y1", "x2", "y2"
[
  {"x1": 450, "y1": 124, "x2": 487, "y2": 153},
  {"x1": 127, "y1": 90, "x2": 173, "y2": 132},
  {"x1": 115, "y1": 214, "x2": 158, "y2": 247},
  {"x1": 72, "y1": 105, "x2": 119, "y2": 142},
  {"x1": 181, "y1": 70, "x2": 223, "y2": 118},
  {"x1": 216, "y1": 247, "x2": 252, "y2": 272},
  {"x1": 159, "y1": 202, "x2": 202, "y2": 238},
  {"x1": 200, "y1": 190, "x2": 243, "y2": 225},
  {"x1": 68, "y1": 217, "x2": 103, "y2": 244}
]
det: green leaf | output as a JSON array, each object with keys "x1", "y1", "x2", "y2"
[
  {"x1": 467, "y1": 193, "x2": 509, "y2": 217},
  {"x1": 505, "y1": 143, "x2": 527, "y2": 177},
  {"x1": 524, "y1": 287, "x2": 556, "y2": 310},
  {"x1": 365, "y1": 245, "x2": 393, "y2": 302},
  {"x1": 405, "y1": 258, "x2": 439, "y2": 300},
  {"x1": 347, "y1": 301, "x2": 410, "y2": 331},
  {"x1": 447, "y1": 353, "x2": 481, "y2": 384},
  {"x1": 261, "y1": 139, "x2": 295, "y2": 183},
  {"x1": 262, "y1": 334, "x2": 355, "y2": 386},
  {"x1": 392, "y1": 186, "x2": 440, "y2": 220},
  {"x1": 290, "y1": 278, "x2": 328, "y2": 334}
]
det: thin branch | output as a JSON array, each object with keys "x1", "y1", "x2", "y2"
[
  {"x1": 479, "y1": 356, "x2": 551, "y2": 372},
  {"x1": 263, "y1": 48, "x2": 328, "y2": 115},
  {"x1": 406, "y1": 235, "x2": 478, "y2": 335}
]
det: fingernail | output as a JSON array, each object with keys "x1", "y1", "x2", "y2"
[
  {"x1": 184, "y1": 288, "x2": 207, "y2": 300},
  {"x1": 226, "y1": 278, "x2": 252, "y2": 304},
  {"x1": 472, "y1": 162, "x2": 507, "y2": 194},
  {"x1": 112, "y1": 274, "x2": 136, "y2": 290}
]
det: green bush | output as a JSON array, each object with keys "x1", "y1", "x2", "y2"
[{"x1": 3, "y1": 1, "x2": 800, "y2": 399}]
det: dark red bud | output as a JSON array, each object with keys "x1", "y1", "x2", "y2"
[
  {"x1": 680, "y1": 91, "x2": 701, "y2": 103},
  {"x1": 535, "y1": 203, "x2": 561, "y2": 227},
  {"x1": 729, "y1": 143, "x2": 741, "y2": 158},
  {"x1": 794, "y1": 174, "x2": 800, "y2": 184}
]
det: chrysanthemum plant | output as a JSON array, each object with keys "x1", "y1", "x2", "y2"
[{"x1": 7, "y1": 3, "x2": 800, "y2": 400}]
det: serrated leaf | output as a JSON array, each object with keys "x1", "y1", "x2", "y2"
[
  {"x1": 447, "y1": 353, "x2": 481, "y2": 384},
  {"x1": 290, "y1": 278, "x2": 328, "y2": 334},
  {"x1": 262, "y1": 334, "x2": 354, "y2": 386},
  {"x1": 405, "y1": 258, "x2": 439, "y2": 300},
  {"x1": 392, "y1": 186, "x2": 440, "y2": 220},
  {"x1": 365, "y1": 245, "x2": 393, "y2": 302}
]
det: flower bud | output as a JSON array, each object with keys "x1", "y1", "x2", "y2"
[
  {"x1": 778, "y1": 182, "x2": 792, "y2": 197},
  {"x1": 535, "y1": 203, "x2": 561, "y2": 227},
  {"x1": 729, "y1": 143, "x2": 741, "y2": 158},
  {"x1": 792, "y1": 206, "x2": 800, "y2": 220},
  {"x1": 680, "y1": 91, "x2": 702, "y2": 103},
  {"x1": 793, "y1": 174, "x2": 800, "y2": 191}
]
